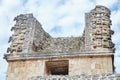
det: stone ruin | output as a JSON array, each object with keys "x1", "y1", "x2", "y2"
[
  {"x1": 4, "y1": 5, "x2": 119, "y2": 80},
  {"x1": 6, "y1": 5, "x2": 114, "y2": 54}
]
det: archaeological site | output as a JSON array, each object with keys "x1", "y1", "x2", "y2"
[{"x1": 4, "y1": 5, "x2": 120, "y2": 80}]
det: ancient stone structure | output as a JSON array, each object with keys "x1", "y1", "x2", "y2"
[{"x1": 4, "y1": 5, "x2": 116, "y2": 80}]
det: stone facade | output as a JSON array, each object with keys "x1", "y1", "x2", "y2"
[
  {"x1": 6, "y1": 5, "x2": 114, "y2": 54},
  {"x1": 4, "y1": 5, "x2": 116, "y2": 80},
  {"x1": 84, "y1": 5, "x2": 114, "y2": 52},
  {"x1": 5, "y1": 55, "x2": 113, "y2": 80}
]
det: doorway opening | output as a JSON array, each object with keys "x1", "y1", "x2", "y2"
[{"x1": 46, "y1": 60, "x2": 68, "y2": 75}]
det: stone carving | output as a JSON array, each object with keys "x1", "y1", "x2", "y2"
[
  {"x1": 4, "y1": 5, "x2": 116, "y2": 80},
  {"x1": 85, "y1": 5, "x2": 114, "y2": 52},
  {"x1": 10, "y1": 27, "x2": 15, "y2": 31},
  {"x1": 7, "y1": 47, "x2": 11, "y2": 53},
  {"x1": 7, "y1": 14, "x2": 84, "y2": 54},
  {"x1": 8, "y1": 36, "x2": 12, "y2": 43},
  {"x1": 6, "y1": 5, "x2": 114, "y2": 54}
]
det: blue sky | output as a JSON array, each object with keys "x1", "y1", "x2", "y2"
[{"x1": 0, "y1": 0, "x2": 120, "y2": 79}]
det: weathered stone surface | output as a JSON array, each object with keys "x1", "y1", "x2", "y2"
[
  {"x1": 85, "y1": 5, "x2": 114, "y2": 52},
  {"x1": 31, "y1": 74, "x2": 120, "y2": 80},
  {"x1": 6, "y1": 5, "x2": 114, "y2": 55},
  {"x1": 6, "y1": 56, "x2": 113, "y2": 80},
  {"x1": 6, "y1": 60, "x2": 46, "y2": 80},
  {"x1": 7, "y1": 13, "x2": 84, "y2": 54},
  {"x1": 4, "y1": 5, "x2": 116, "y2": 80}
]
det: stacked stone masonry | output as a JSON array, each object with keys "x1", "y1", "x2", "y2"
[
  {"x1": 7, "y1": 14, "x2": 84, "y2": 54},
  {"x1": 6, "y1": 5, "x2": 114, "y2": 54},
  {"x1": 31, "y1": 74, "x2": 120, "y2": 80},
  {"x1": 4, "y1": 5, "x2": 116, "y2": 80},
  {"x1": 84, "y1": 5, "x2": 114, "y2": 52}
]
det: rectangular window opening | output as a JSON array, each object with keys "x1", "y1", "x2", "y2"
[{"x1": 45, "y1": 60, "x2": 69, "y2": 75}]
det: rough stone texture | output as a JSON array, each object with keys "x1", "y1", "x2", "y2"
[
  {"x1": 7, "y1": 14, "x2": 84, "y2": 54},
  {"x1": 6, "y1": 5, "x2": 114, "y2": 54},
  {"x1": 84, "y1": 5, "x2": 114, "y2": 52},
  {"x1": 31, "y1": 74, "x2": 120, "y2": 80},
  {"x1": 6, "y1": 60, "x2": 46, "y2": 80},
  {"x1": 33, "y1": 37, "x2": 83, "y2": 53},
  {"x1": 69, "y1": 56, "x2": 113, "y2": 75},
  {"x1": 6, "y1": 56, "x2": 113, "y2": 80},
  {"x1": 5, "y1": 5, "x2": 116, "y2": 80}
]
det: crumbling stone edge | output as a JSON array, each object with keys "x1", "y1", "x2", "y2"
[{"x1": 31, "y1": 73, "x2": 120, "y2": 80}]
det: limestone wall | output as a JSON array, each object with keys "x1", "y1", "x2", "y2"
[
  {"x1": 69, "y1": 56, "x2": 113, "y2": 75},
  {"x1": 6, "y1": 55, "x2": 113, "y2": 80},
  {"x1": 34, "y1": 37, "x2": 83, "y2": 53},
  {"x1": 84, "y1": 5, "x2": 114, "y2": 52},
  {"x1": 6, "y1": 6, "x2": 114, "y2": 54},
  {"x1": 7, "y1": 13, "x2": 84, "y2": 54},
  {"x1": 5, "y1": 5, "x2": 115, "y2": 80},
  {"x1": 6, "y1": 60, "x2": 46, "y2": 80}
]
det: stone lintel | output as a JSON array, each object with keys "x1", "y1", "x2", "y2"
[{"x1": 4, "y1": 52, "x2": 114, "y2": 61}]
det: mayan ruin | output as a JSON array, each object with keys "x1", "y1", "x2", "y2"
[{"x1": 4, "y1": 5, "x2": 120, "y2": 80}]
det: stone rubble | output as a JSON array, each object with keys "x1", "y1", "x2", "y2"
[{"x1": 31, "y1": 74, "x2": 120, "y2": 80}]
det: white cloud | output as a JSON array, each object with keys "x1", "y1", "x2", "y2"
[
  {"x1": 0, "y1": 44, "x2": 8, "y2": 80},
  {"x1": 1, "y1": 0, "x2": 21, "y2": 8},
  {"x1": 115, "y1": 56, "x2": 120, "y2": 73},
  {"x1": 95, "y1": 0, "x2": 118, "y2": 8},
  {"x1": 111, "y1": 5, "x2": 120, "y2": 60}
]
